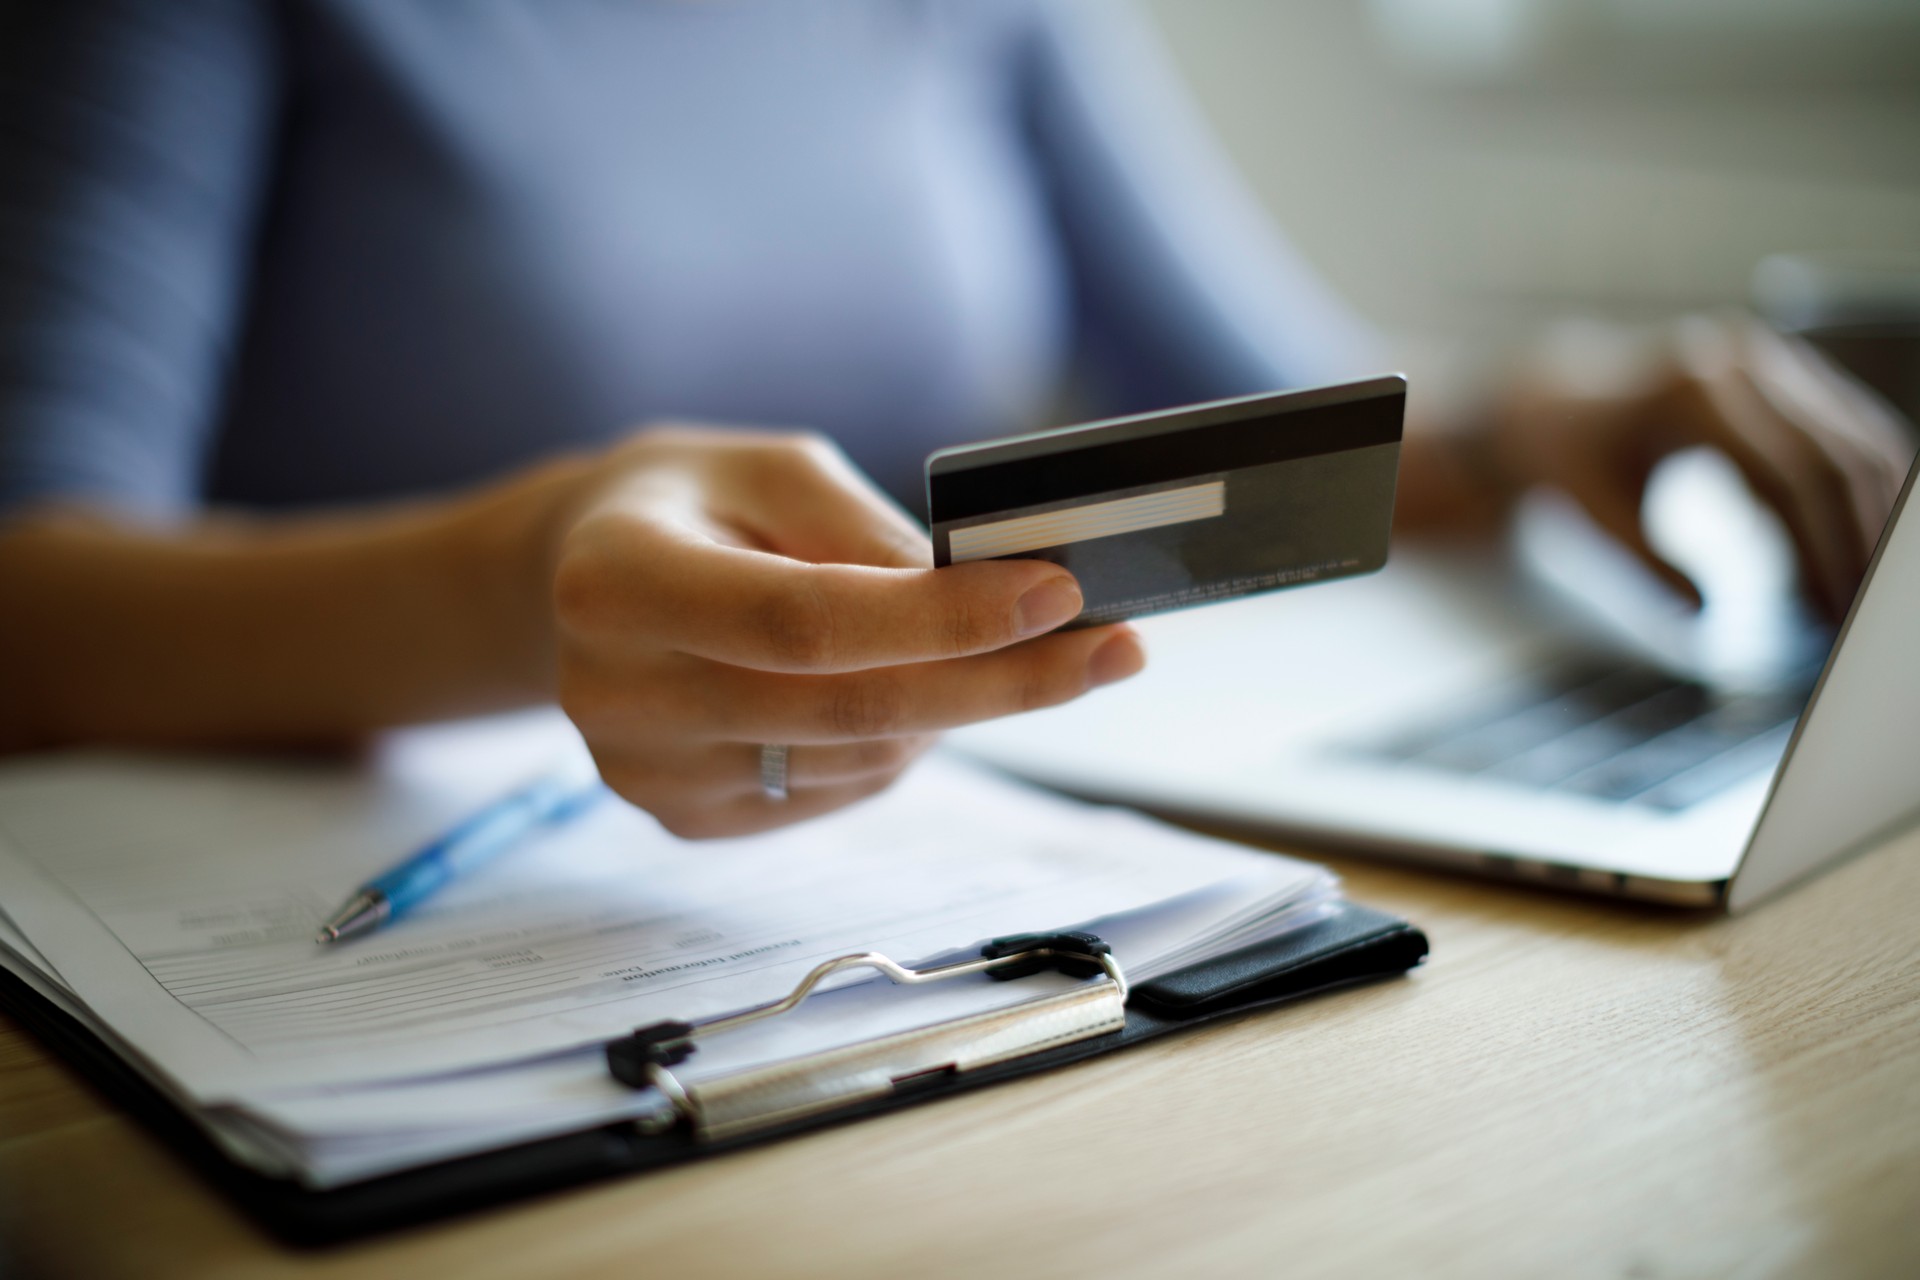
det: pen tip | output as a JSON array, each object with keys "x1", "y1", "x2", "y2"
[{"x1": 314, "y1": 889, "x2": 390, "y2": 945}]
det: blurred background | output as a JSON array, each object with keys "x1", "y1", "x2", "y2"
[{"x1": 1142, "y1": 0, "x2": 1920, "y2": 402}]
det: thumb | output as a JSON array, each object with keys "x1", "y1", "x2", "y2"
[{"x1": 1567, "y1": 479, "x2": 1704, "y2": 611}]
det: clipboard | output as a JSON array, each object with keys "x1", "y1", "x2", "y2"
[{"x1": 0, "y1": 899, "x2": 1427, "y2": 1246}]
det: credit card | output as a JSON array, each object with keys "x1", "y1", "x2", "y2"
[{"x1": 926, "y1": 376, "x2": 1405, "y2": 627}]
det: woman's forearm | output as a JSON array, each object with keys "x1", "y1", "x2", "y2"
[{"x1": 0, "y1": 459, "x2": 588, "y2": 752}]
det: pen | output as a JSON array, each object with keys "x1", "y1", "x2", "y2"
[{"x1": 314, "y1": 773, "x2": 608, "y2": 944}]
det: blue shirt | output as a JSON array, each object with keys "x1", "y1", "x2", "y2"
[{"x1": 0, "y1": 0, "x2": 1375, "y2": 518}]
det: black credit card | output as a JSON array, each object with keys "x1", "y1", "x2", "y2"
[{"x1": 926, "y1": 376, "x2": 1405, "y2": 627}]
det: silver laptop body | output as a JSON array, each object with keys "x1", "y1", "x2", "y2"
[{"x1": 954, "y1": 455, "x2": 1920, "y2": 910}]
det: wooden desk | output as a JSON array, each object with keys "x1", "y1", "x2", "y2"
[{"x1": 4, "y1": 826, "x2": 1917, "y2": 1279}]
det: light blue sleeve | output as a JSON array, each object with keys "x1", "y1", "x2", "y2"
[
  {"x1": 0, "y1": 0, "x2": 280, "y2": 521},
  {"x1": 1018, "y1": 0, "x2": 1385, "y2": 416}
]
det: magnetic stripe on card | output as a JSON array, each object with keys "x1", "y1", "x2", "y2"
[{"x1": 946, "y1": 480, "x2": 1226, "y2": 562}]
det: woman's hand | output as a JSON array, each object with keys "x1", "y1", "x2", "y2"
[
  {"x1": 0, "y1": 421, "x2": 1139, "y2": 773},
  {"x1": 1482, "y1": 315, "x2": 1914, "y2": 620},
  {"x1": 546, "y1": 426, "x2": 1144, "y2": 838}
]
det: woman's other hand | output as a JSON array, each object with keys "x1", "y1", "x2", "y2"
[
  {"x1": 545, "y1": 427, "x2": 1144, "y2": 838},
  {"x1": 1423, "y1": 315, "x2": 1915, "y2": 621}
]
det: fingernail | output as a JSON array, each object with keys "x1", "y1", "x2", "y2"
[
  {"x1": 1014, "y1": 576, "x2": 1082, "y2": 637},
  {"x1": 1087, "y1": 632, "x2": 1146, "y2": 688}
]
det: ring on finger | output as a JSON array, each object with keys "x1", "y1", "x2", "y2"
[{"x1": 759, "y1": 743, "x2": 791, "y2": 802}]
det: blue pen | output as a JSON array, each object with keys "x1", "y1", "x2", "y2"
[{"x1": 314, "y1": 773, "x2": 608, "y2": 944}]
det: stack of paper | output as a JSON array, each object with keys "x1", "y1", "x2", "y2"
[{"x1": 0, "y1": 712, "x2": 1338, "y2": 1188}]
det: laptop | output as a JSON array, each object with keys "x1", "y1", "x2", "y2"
[{"x1": 951, "y1": 446, "x2": 1920, "y2": 911}]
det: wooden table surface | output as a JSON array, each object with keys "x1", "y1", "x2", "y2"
[{"x1": 3, "y1": 824, "x2": 1917, "y2": 1280}]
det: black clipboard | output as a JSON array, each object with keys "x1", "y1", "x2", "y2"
[{"x1": 0, "y1": 900, "x2": 1426, "y2": 1246}]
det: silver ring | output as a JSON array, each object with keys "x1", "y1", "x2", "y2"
[{"x1": 759, "y1": 744, "x2": 791, "y2": 801}]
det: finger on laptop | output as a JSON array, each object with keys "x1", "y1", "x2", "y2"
[{"x1": 1670, "y1": 317, "x2": 1899, "y2": 620}]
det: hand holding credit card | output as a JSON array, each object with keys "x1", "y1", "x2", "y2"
[{"x1": 928, "y1": 376, "x2": 1406, "y2": 626}]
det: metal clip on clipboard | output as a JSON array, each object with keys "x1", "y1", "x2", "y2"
[{"x1": 605, "y1": 932, "x2": 1127, "y2": 1144}]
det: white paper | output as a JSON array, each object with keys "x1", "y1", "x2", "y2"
[
  {"x1": 0, "y1": 712, "x2": 1327, "y2": 1103},
  {"x1": 217, "y1": 874, "x2": 1338, "y2": 1186}
]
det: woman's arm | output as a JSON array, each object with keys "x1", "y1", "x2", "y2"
[
  {"x1": 1017, "y1": 4, "x2": 1911, "y2": 613},
  {"x1": 1, "y1": 429, "x2": 1145, "y2": 836},
  {"x1": 1015, "y1": 0, "x2": 1381, "y2": 416},
  {"x1": 0, "y1": 460, "x2": 579, "y2": 752}
]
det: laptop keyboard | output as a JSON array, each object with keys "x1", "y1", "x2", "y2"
[{"x1": 1348, "y1": 657, "x2": 1814, "y2": 812}]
